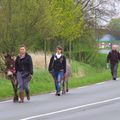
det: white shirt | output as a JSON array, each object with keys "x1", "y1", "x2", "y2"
[{"x1": 56, "y1": 53, "x2": 62, "y2": 59}]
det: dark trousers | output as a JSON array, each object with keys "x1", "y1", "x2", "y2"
[
  {"x1": 17, "y1": 72, "x2": 31, "y2": 92},
  {"x1": 110, "y1": 63, "x2": 118, "y2": 79}
]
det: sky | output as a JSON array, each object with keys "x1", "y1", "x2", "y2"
[
  {"x1": 111, "y1": 0, "x2": 120, "y2": 18},
  {"x1": 105, "y1": 0, "x2": 120, "y2": 24},
  {"x1": 101, "y1": 0, "x2": 120, "y2": 26}
]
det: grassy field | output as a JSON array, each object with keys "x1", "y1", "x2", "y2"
[
  {"x1": 0, "y1": 52, "x2": 120, "y2": 100},
  {"x1": 0, "y1": 59, "x2": 118, "y2": 101}
]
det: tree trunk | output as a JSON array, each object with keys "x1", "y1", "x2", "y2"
[
  {"x1": 44, "y1": 39, "x2": 47, "y2": 69},
  {"x1": 69, "y1": 40, "x2": 72, "y2": 63}
]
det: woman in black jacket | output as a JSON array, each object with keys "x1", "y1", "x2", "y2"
[
  {"x1": 49, "y1": 46, "x2": 66, "y2": 96},
  {"x1": 15, "y1": 45, "x2": 33, "y2": 103}
]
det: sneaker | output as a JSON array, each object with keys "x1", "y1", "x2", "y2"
[
  {"x1": 27, "y1": 95, "x2": 30, "y2": 101},
  {"x1": 56, "y1": 92, "x2": 61, "y2": 96},
  {"x1": 66, "y1": 89, "x2": 69, "y2": 92},
  {"x1": 57, "y1": 93, "x2": 61, "y2": 96},
  {"x1": 25, "y1": 90, "x2": 30, "y2": 101}
]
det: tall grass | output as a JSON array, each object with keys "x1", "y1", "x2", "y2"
[{"x1": 30, "y1": 52, "x2": 51, "y2": 69}]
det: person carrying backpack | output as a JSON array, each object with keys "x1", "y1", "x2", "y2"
[{"x1": 49, "y1": 46, "x2": 66, "y2": 96}]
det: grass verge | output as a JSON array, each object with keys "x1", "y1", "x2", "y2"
[{"x1": 0, "y1": 60, "x2": 117, "y2": 101}]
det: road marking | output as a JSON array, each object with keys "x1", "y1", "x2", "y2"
[
  {"x1": 77, "y1": 86, "x2": 88, "y2": 89},
  {"x1": 96, "y1": 82, "x2": 105, "y2": 85},
  {"x1": 0, "y1": 100, "x2": 12, "y2": 104},
  {"x1": 77, "y1": 81, "x2": 107, "y2": 90},
  {"x1": 0, "y1": 81, "x2": 108, "y2": 103},
  {"x1": 20, "y1": 96, "x2": 120, "y2": 120}
]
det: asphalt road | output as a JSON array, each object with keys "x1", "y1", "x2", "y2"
[{"x1": 0, "y1": 79, "x2": 120, "y2": 120}]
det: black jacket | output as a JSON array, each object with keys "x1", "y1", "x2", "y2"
[
  {"x1": 49, "y1": 54, "x2": 66, "y2": 73},
  {"x1": 15, "y1": 53, "x2": 33, "y2": 75},
  {"x1": 107, "y1": 50, "x2": 120, "y2": 64}
]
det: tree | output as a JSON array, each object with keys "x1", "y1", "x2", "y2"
[
  {"x1": 108, "y1": 18, "x2": 120, "y2": 40},
  {"x1": 0, "y1": 0, "x2": 103, "y2": 69},
  {"x1": 0, "y1": 0, "x2": 46, "y2": 54},
  {"x1": 47, "y1": 0, "x2": 84, "y2": 62},
  {"x1": 75, "y1": 0, "x2": 119, "y2": 25}
]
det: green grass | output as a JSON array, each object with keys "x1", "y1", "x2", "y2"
[
  {"x1": 0, "y1": 78, "x2": 13, "y2": 100},
  {"x1": 69, "y1": 60, "x2": 116, "y2": 88},
  {"x1": 0, "y1": 60, "x2": 117, "y2": 101},
  {"x1": 69, "y1": 69, "x2": 111, "y2": 88}
]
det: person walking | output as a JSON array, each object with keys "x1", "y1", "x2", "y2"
[
  {"x1": 107, "y1": 45, "x2": 120, "y2": 80},
  {"x1": 49, "y1": 46, "x2": 66, "y2": 96},
  {"x1": 15, "y1": 45, "x2": 33, "y2": 103}
]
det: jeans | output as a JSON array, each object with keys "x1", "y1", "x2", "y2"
[
  {"x1": 17, "y1": 72, "x2": 31, "y2": 92},
  {"x1": 52, "y1": 70, "x2": 64, "y2": 93}
]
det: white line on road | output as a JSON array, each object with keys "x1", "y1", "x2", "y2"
[
  {"x1": 20, "y1": 96, "x2": 120, "y2": 120},
  {"x1": 76, "y1": 86, "x2": 88, "y2": 89},
  {"x1": 76, "y1": 81, "x2": 107, "y2": 90},
  {"x1": 0, "y1": 81, "x2": 108, "y2": 104},
  {"x1": 96, "y1": 82, "x2": 105, "y2": 85},
  {"x1": 0, "y1": 100, "x2": 12, "y2": 104}
]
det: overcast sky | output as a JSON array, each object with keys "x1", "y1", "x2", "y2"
[{"x1": 101, "y1": 0, "x2": 120, "y2": 25}]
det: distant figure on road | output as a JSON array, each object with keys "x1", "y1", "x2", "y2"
[
  {"x1": 15, "y1": 45, "x2": 33, "y2": 103},
  {"x1": 107, "y1": 45, "x2": 120, "y2": 80},
  {"x1": 49, "y1": 46, "x2": 66, "y2": 96}
]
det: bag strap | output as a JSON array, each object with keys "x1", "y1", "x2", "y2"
[{"x1": 51, "y1": 54, "x2": 55, "y2": 69}]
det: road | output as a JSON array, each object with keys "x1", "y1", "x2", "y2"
[
  {"x1": 0, "y1": 79, "x2": 120, "y2": 120},
  {"x1": 99, "y1": 49, "x2": 110, "y2": 54}
]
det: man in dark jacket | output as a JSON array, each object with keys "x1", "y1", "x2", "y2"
[
  {"x1": 107, "y1": 45, "x2": 120, "y2": 80},
  {"x1": 15, "y1": 45, "x2": 33, "y2": 103}
]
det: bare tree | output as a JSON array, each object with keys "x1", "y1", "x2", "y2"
[
  {"x1": 75, "y1": 0, "x2": 119, "y2": 27},
  {"x1": 74, "y1": 0, "x2": 120, "y2": 40}
]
